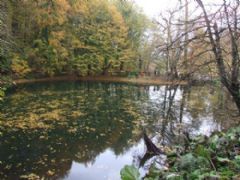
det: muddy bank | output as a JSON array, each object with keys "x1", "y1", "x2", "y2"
[{"x1": 14, "y1": 76, "x2": 188, "y2": 86}]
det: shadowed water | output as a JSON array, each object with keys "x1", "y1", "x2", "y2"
[{"x1": 0, "y1": 81, "x2": 238, "y2": 180}]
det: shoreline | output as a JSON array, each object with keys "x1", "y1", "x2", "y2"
[{"x1": 13, "y1": 76, "x2": 188, "y2": 86}]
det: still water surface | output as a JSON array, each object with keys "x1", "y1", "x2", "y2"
[{"x1": 0, "y1": 82, "x2": 237, "y2": 179}]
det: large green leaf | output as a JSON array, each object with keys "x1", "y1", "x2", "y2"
[
  {"x1": 177, "y1": 153, "x2": 210, "y2": 172},
  {"x1": 145, "y1": 165, "x2": 161, "y2": 180},
  {"x1": 195, "y1": 145, "x2": 211, "y2": 160},
  {"x1": 120, "y1": 165, "x2": 140, "y2": 180},
  {"x1": 216, "y1": 157, "x2": 230, "y2": 163}
]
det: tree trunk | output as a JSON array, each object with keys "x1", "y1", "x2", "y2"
[
  {"x1": 102, "y1": 63, "x2": 111, "y2": 76},
  {"x1": 232, "y1": 94, "x2": 240, "y2": 113},
  {"x1": 143, "y1": 133, "x2": 163, "y2": 155},
  {"x1": 196, "y1": 0, "x2": 240, "y2": 114},
  {"x1": 228, "y1": 84, "x2": 240, "y2": 114},
  {"x1": 183, "y1": 0, "x2": 189, "y2": 79}
]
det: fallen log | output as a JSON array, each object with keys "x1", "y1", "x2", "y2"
[{"x1": 143, "y1": 133, "x2": 163, "y2": 155}]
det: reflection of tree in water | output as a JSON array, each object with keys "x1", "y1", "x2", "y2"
[
  {"x1": 183, "y1": 85, "x2": 239, "y2": 133},
  {"x1": 142, "y1": 84, "x2": 238, "y2": 148},
  {"x1": 141, "y1": 85, "x2": 182, "y2": 145},
  {"x1": 0, "y1": 82, "x2": 151, "y2": 179},
  {"x1": 135, "y1": 84, "x2": 238, "y2": 171},
  {"x1": 0, "y1": 82, "x2": 238, "y2": 179}
]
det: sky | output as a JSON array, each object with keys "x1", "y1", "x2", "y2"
[
  {"x1": 134, "y1": 0, "x2": 219, "y2": 18},
  {"x1": 134, "y1": 0, "x2": 178, "y2": 18}
]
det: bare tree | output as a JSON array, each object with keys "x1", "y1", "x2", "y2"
[
  {"x1": 155, "y1": 0, "x2": 240, "y2": 113},
  {"x1": 195, "y1": 0, "x2": 240, "y2": 113},
  {"x1": 182, "y1": 0, "x2": 190, "y2": 79},
  {"x1": 157, "y1": 7, "x2": 184, "y2": 79}
]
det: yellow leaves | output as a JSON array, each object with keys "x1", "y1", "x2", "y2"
[
  {"x1": 39, "y1": 135, "x2": 46, "y2": 140},
  {"x1": 16, "y1": 163, "x2": 22, "y2": 168},
  {"x1": 11, "y1": 54, "x2": 31, "y2": 78},
  {"x1": 49, "y1": 31, "x2": 69, "y2": 59},
  {"x1": 36, "y1": 0, "x2": 70, "y2": 27},
  {"x1": 0, "y1": 87, "x2": 91, "y2": 131},
  {"x1": 40, "y1": 109, "x2": 62, "y2": 121},
  {"x1": 51, "y1": 31, "x2": 65, "y2": 41},
  {"x1": 67, "y1": 127, "x2": 77, "y2": 134},
  {"x1": 8, "y1": 0, "x2": 143, "y2": 76},
  {"x1": 71, "y1": 0, "x2": 89, "y2": 15},
  {"x1": 5, "y1": 164, "x2": 12, "y2": 170},
  {"x1": 71, "y1": 111, "x2": 85, "y2": 118},
  {"x1": 28, "y1": 113, "x2": 39, "y2": 121},
  {"x1": 55, "y1": 0, "x2": 70, "y2": 14},
  {"x1": 108, "y1": 4, "x2": 125, "y2": 28},
  {"x1": 71, "y1": 39, "x2": 85, "y2": 49},
  {"x1": 47, "y1": 170, "x2": 55, "y2": 176},
  {"x1": 20, "y1": 173, "x2": 40, "y2": 180},
  {"x1": 49, "y1": 39, "x2": 59, "y2": 48},
  {"x1": 125, "y1": 107, "x2": 139, "y2": 118}
]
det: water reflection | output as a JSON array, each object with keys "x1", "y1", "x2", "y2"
[{"x1": 0, "y1": 82, "x2": 238, "y2": 179}]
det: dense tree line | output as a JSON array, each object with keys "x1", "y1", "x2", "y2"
[{"x1": 0, "y1": 0, "x2": 149, "y2": 79}]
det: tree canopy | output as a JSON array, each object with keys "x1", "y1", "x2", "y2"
[{"x1": 0, "y1": 0, "x2": 149, "y2": 78}]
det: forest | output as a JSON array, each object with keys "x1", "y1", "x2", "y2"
[
  {"x1": 0, "y1": 0, "x2": 149, "y2": 77},
  {"x1": 0, "y1": 0, "x2": 240, "y2": 179}
]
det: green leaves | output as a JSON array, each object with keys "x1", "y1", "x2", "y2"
[
  {"x1": 120, "y1": 126, "x2": 240, "y2": 180},
  {"x1": 120, "y1": 165, "x2": 140, "y2": 180},
  {"x1": 177, "y1": 153, "x2": 210, "y2": 172},
  {"x1": 195, "y1": 145, "x2": 211, "y2": 160},
  {"x1": 0, "y1": 88, "x2": 5, "y2": 101},
  {"x1": 0, "y1": 76, "x2": 11, "y2": 102},
  {"x1": 216, "y1": 157, "x2": 230, "y2": 163},
  {"x1": 178, "y1": 153, "x2": 196, "y2": 170},
  {"x1": 208, "y1": 134, "x2": 219, "y2": 144},
  {"x1": 3, "y1": 0, "x2": 147, "y2": 78}
]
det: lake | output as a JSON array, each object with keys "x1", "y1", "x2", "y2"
[{"x1": 0, "y1": 81, "x2": 238, "y2": 180}]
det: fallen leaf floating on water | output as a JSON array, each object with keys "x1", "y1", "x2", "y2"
[
  {"x1": 47, "y1": 170, "x2": 55, "y2": 176},
  {"x1": 20, "y1": 173, "x2": 40, "y2": 180}
]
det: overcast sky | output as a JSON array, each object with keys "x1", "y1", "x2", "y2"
[
  {"x1": 134, "y1": 0, "x2": 220, "y2": 18},
  {"x1": 134, "y1": 0, "x2": 179, "y2": 18}
]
